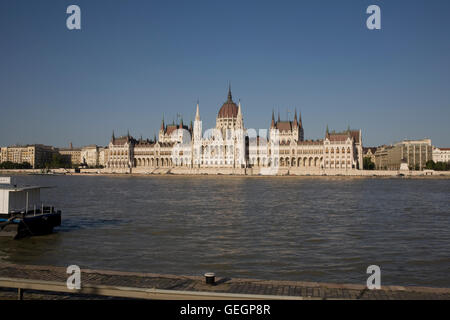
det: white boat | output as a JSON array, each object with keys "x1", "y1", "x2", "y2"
[{"x1": 0, "y1": 177, "x2": 61, "y2": 239}]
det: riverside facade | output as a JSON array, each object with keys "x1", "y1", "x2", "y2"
[{"x1": 105, "y1": 88, "x2": 364, "y2": 173}]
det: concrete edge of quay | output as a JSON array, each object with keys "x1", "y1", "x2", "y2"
[
  {"x1": 1, "y1": 168, "x2": 450, "y2": 178},
  {"x1": 1, "y1": 262, "x2": 449, "y2": 300}
]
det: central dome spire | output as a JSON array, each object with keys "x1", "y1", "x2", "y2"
[
  {"x1": 218, "y1": 83, "x2": 238, "y2": 118},
  {"x1": 227, "y1": 83, "x2": 232, "y2": 102}
]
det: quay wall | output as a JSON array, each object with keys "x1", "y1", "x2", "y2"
[
  {"x1": 1, "y1": 263, "x2": 450, "y2": 300},
  {"x1": 1, "y1": 168, "x2": 450, "y2": 177}
]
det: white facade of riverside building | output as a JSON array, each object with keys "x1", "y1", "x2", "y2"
[
  {"x1": 105, "y1": 87, "x2": 364, "y2": 172},
  {"x1": 432, "y1": 147, "x2": 450, "y2": 163}
]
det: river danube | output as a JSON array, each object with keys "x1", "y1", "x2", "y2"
[{"x1": 1, "y1": 175, "x2": 449, "y2": 288}]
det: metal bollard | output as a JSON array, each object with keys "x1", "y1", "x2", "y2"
[
  {"x1": 18, "y1": 288, "x2": 24, "y2": 300},
  {"x1": 204, "y1": 272, "x2": 215, "y2": 285}
]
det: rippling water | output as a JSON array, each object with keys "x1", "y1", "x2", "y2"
[{"x1": 1, "y1": 175, "x2": 449, "y2": 287}]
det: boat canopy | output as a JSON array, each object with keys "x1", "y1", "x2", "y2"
[{"x1": 0, "y1": 177, "x2": 52, "y2": 214}]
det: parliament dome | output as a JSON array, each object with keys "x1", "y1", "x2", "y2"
[{"x1": 218, "y1": 87, "x2": 238, "y2": 118}]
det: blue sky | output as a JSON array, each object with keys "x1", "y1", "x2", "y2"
[{"x1": 1, "y1": 0, "x2": 449, "y2": 148}]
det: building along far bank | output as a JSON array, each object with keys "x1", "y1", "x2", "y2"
[
  {"x1": 374, "y1": 139, "x2": 432, "y2": 171},
  {"x1": 0, "y1": 144, "x2": 58, "y2": 168},
  {"x1": 105, "y1": 87, "x2": 365, "y2": 174}
]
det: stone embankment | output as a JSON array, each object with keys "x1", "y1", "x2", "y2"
[
  {"x1": 1, "y1": 263, "x2": 449, "y2": 300},
  {"x1": 1, "y1": 168, "x2": 450, "y2": 177}
]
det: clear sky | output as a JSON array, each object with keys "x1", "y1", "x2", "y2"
[{"x1": 1, "y1": 0, "x2": 449, "y2": 148}]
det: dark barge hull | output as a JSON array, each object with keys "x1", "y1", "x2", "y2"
[{"x1": 0, "y1": 212, "x2": 61, "y2": 239}]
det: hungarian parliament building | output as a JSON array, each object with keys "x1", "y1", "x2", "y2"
[{"x1": 105, "y1": 87, "x2": 363, "y2": 173}]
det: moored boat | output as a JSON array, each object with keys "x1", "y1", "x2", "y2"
[{"x1": 0, "y1": 177, "x2": 61, "y2": 239}]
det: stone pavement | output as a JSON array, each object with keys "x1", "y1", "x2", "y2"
[{"x1": 1, "y1": 263, "x2": 449, "y2": 300}]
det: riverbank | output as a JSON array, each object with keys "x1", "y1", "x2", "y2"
[
  {"x1": 1, "y1": 263, "x2": 449, "y2": 300},
  {"x1": 1, "y1": 168, "x2": 450, "y2": 178}
]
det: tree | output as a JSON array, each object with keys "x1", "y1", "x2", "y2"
[
  {"x1": 45, "y1": 153, "x2": 71, "y2": 169},
  {"x1": 0, "y1": 161, "x2": 32, "y2": 169},
  {"x1": 425, "y1": 160, "x2": 435, "y2": 170},
  {"x1": 435, "y1": 161, "x2": 449, "y2": 171},
  {"x1": 363, "y1": 157, "x2": 375, "y2": 170},
  {"x1": 424, "y1": 160, "x2": 449, "y2": 171}
]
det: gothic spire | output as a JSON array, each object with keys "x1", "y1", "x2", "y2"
[
  {"x1": 195, "y1": 100, "x2": 200, "y2": 121},
  {"x1": 227, "y1": 83, "x2": 232, "y2": 102},
  {"x1": 293, "y1": 108, "x2": 298, "y2": 126},
  {"x1": 271, "y1": 109, "x2": 275, "y2": 128},
  {"x1": 160, "y1": 116, "x2": 165, "y2": 131}
]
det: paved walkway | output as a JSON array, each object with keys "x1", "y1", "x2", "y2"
[{"x1": 1, "y1": 263, "x2": 449, "y2": 300}]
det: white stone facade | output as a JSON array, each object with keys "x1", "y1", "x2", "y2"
[
  {"x1": 105, "y1": 133, "x2": 134, "y2": 170},
  {"x1": 105, "y1": 88, "x2": 364, "y2": 173},
  {"x1": 433, "y1": 147, "x2": 450, "y2": 163},
  {"x1": 323, "y1": 128, "x2": 363, "y2": 170}
]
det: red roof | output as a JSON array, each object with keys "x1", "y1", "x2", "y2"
[
  {"x1": 275, "y1": 121, "x2": 292, "y2": 132},
  {"x1": 165, "y1": 125, "x2": 178, "y2": 136},
  {"x1": 327, "y1": 130, "x2": 360, "y2": 143},
  {"x1": 350, "y1": 130, "x2": 361, "y2": 143},
  {"x1": 218, "y1": 101, "x2": 238, "y2": 118},
  {"x1": 328, "y1": 133, "x2": 349, "y2": 142},
  {"x1": 297, "y1": 140, "x2": 323, "y2": 146}
]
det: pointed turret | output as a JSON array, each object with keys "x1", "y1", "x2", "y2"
[
  {"x1": 227, "y1": 83, "x2": 232, "y2": 102},
  {"x1": 195, "y1": 100, "x2": 200, "y2": 120},
  {"x1": 293, "y1": 109, "x2": 298, "y2": 127},
  {"x1": 179, "y1": 117, "x2": 183, "y2": 129},
  {"x1": 193, "y1": 100, "x2": 202, "y2": 142},
  {"x1": 111, "y1": 130, "x2": 115, "y2": 142},
  {"x1": 326, "y1": 125, "x2": 329, "y2": 138},
  {"x1": 277, "y1": 111, "x2": 280, "y2": 122},
  {"x1": 299, "y1": 111, "x2": 303, "y2": 127},
  {"x1": 236, "y1": 99, "x2": 243, "y2": 130},
  {"x1": 160, "y1": 116, "x2": 165, "y2": 131},
  {"x1": 271, "y1": 109, "x2": 275, "y2": 128}
]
